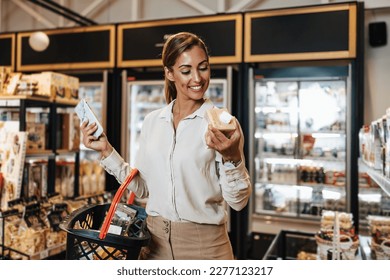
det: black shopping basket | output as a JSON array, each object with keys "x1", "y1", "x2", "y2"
[{"x1": 60, "y1": 169, "x2": 150, "y2": 260}]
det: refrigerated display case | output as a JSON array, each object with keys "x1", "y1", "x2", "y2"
[
  {"x1": 249, "y1": 65, "x2": 362, "y2": 234},
  {"x1": 122, "y1": 78, "x2": 228, "y2": 166}
]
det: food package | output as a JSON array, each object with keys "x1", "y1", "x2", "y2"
[
  {"x1": 61, "y1": 112, "x2": 80, "y2": 151},
  {"x1": 26, "y1": 122, "x2": 46, "y2": 151},
  {"x1": 205, "y1": 107, "x2": 236, "y2": 132},
  {"x1": 29, "y1": 71, "x2": 67, "y2": 100},
  {"x1": 66, "y1": 75, "x2": 79, "y2": 100},
  {"x1": 320, "y1": 210, "x2": 353, "y2": 231},
  {"x1": 106, "y1": 203, "x2": 137, "y2": 236},
  {"x1": 4, "y1": 73, "x2": 22, "y2": 95},
  {"x1": 16, "y1": 75, "x2": 39, "y2": 96},
  {"x1": 315, "y1": 210, "x2": 359, "y2": 260},
  {"x1": 22, "y1": 159, "x2": 48, "y2": 199},
  {"x1": 368, "y1": 215, "x2": 390, "y2": 259},
  {"x1": 0, "y1": 67, "x2": 12, "y2": 94}
]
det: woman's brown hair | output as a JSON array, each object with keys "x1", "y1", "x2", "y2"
[{"x1": 162, "y1": 32, "x2": 209, "y2": 104}]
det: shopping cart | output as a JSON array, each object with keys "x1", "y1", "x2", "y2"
[{"x1": 60, "y1": 169, "x2": 150, "y2": 260}]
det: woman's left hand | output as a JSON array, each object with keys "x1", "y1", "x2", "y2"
[{"x1": 205, "y1": 118, "x2": 242, "y2": 162}]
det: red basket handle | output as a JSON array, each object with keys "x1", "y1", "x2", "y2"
[{"x1": 99, "y1": 168, "x2": 139, "y2": 240}]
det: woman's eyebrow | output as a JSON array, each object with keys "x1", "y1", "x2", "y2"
[{"x1": 178, "y1": 60, "x2": 208, "y2": 68}]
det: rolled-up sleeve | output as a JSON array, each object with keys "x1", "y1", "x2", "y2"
[
  {"x1": 100, "y1": 149, "x2": 149, "y2": 198},
  {"x1": 219, "y1": 160, "x2": 252, "y2": 211}
]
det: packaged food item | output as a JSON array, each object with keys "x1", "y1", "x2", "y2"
[
  {"x1": 75, "y1": 98, "x2": 103, "y2": 138},
  {"x1": 205, "y1": 107, "x2": 236, "y2": 132},
  {"x1": 106, "y1": 203, "x2": 137, "y2": 236},
  {"x1": 5, "y1": 73, "x2": 22, "y2": 95},
  {"x1": 367, "y1": 215, "x2": 390, "y2": 259},
  {"x1": 315, "y1": 210, "x2": 359, "y2": 260}
]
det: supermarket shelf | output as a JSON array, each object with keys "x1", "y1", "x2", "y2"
[
  {"x1": 251, "y1": 213, "x2": 320, "y2": 235},
  {"x1": 26, "y1": 150, "x2": 55, "y2": 157},
  {"x1": 260, "y1": 156, "x2": 344, "y2": 164},
  {"x1": 0, "y1": 95, "x2": 78, "y2": 107},
  {"x1": 366, "y1": 168, "x2": 390, "y2": 196},
  {"x1": 256, "y1": 179, "x2": 344, "y2": 190},
  {"x1": 0, "y1": 94, "x2": 51, "y2": 102},
  {"x1": 55, "y1": 99, "x2": 78, "y2": 106}
]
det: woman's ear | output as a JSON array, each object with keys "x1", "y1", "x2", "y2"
[{"x1": 164, "y1": 66, "x2": 174, "y2": 82}]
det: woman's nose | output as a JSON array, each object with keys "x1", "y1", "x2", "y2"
[{"x1": 192, "y1": 70, "x2": 201, "y2": 82}]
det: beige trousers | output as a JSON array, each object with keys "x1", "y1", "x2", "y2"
[{"x1": 139, "y1": 215, "x2": 234, "y2": 260}]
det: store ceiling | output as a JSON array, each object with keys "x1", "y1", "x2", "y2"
[{"x1": 26, "y1": 0, "x2": 97, "y2": 26}]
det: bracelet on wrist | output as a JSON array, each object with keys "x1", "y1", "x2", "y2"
[{"x1": 222, "y1": 158, "x2": 242, "y2": 167}]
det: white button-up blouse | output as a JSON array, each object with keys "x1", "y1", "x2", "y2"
[{"x1": 101, "y1": 99, "x2": 252, "y2": 225}]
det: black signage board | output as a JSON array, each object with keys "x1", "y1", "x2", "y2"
[
  {"x1": 118, "y1": 14, "x2": 242, "y2": 67},
  {"x1": 17, "y1": 25, "x2": 115, "y2": 72},
  {"x1": 245, "y1": 3, "x2": 357, "y2": 62},
  {"x1": 0, "y1": 34, "x2": 15, "y2": 69}
]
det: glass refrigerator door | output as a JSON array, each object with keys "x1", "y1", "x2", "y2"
[
  {"x1": 127, "y1": 81, "x2": 165, "y2": 166},
  {"x1": 253, "y1": 77, "x2": 347, "y2": 220},
  {"x1": 124, "y1": 79, "x2": 228, "y2": 166},
  {"x1": 78, "y1": 82, "x2": 106, "y2": 196}
]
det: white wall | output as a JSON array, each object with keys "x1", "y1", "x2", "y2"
[
  {"x1": 364, "y1": 7, "x2": 390, "y2": 123},
  {"x1": 1, "y1": 0, "x2": 390, "y2": 123}
]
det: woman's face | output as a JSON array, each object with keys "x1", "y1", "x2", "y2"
[{"x1": 165, "y1": 45, "x2": 210, "y2": 101}]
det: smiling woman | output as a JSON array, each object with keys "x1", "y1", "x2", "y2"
[
  {"x1": 162, "y1": 32, "x2": 210, "y2": 105},
  {"x1": 163, "y1": 34, "x2": 211, "y2": 129},
  {"x1": 80, "y1": 31, "x2": 252, "y2": 260}
]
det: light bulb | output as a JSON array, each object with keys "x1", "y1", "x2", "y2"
[{"x1": 29, "y1": 31, "x2": 50, "y2": 52}]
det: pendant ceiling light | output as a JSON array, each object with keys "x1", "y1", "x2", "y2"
[{"x1": 29, "y1": 31, "x2": 50, "y2": 52}]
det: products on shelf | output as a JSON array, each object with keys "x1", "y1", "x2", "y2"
[
  {"x1": 0, "y1": 70, "x2": 111, "y2": 260},
  {"x1": 79, "y1": 159, "x2": 105, "y2": 197},
  {"x1": 26, "y1": 122, "x2": 46, "y2": 151},
  {"x1": 55, "y1": 159, "x2": 75, "y2": 198},
  {"x1": 1, "y1": 195, "x2": 90, "y2": 259},
  {"x1": 255, "y1": 182, "x2": 349, "y2": 216},
  {"x1": 360, "y1": 113, "x2": 388, "y2": 175},
  {"x1": 58, "y1": 112, "x2": 80, "y2": 151},
  {"x1": 315, "y1": 210, "x2": 359, "y2": 260},
  {"x1": 0, "y1": 67, "x2": 12, "y2": 94},
  {"x1": 0, "y1": 131, "x2": 27, "y2": 210},
  {"x1": 22, "y1": 159, "x2": 48, "y2": 199},
  {"x1": 0, "y1": 69, "x2": 79, "y2": 101},
  {"x1": 367, "y1": 215, "x2": 390, "y2": 260}
]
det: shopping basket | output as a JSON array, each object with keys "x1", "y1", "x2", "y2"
[{"x1": 60, "y1": 169, "x2": 150, "y2": 260}]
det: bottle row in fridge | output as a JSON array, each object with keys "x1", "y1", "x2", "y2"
[
  {"x1": 254, "y1": 183, "x2": 390, "y2": 220},
  {"x1": 255, "y1": 158, "x2": 375, "y2": 188}
]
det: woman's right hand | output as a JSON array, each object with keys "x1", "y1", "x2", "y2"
[{"x1": 80, "y1": 120, "x2": 113, "y2": 158}]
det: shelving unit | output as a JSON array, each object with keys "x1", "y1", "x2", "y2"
[
  {"x1": 0, "y1": 95, "x2": 80, "y2": 259},
  {"x1": 0, "y1": 95, "x2": 79, "y2": 195},
  {"x1": 365, "y1": 167, "x2": 390, "y2": 196}
]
